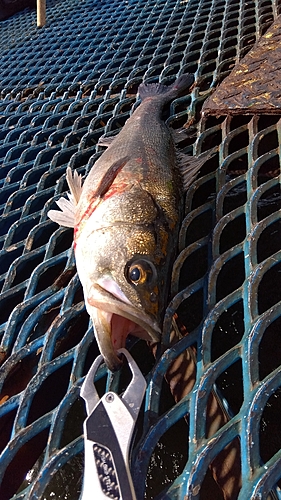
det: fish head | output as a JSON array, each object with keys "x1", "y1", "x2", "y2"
[{"x1": 75, "y1": 185, "x2": 178, "y2": 371}]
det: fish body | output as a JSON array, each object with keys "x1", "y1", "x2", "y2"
[{"x1": 48, "y1": 74, "x2": 207, "y2": 370}]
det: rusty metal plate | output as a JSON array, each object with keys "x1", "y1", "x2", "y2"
[{"x1": 202, "y1": 15, "x2": 281, "y2": 115}]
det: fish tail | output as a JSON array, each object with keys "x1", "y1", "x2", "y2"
[{"x1": 138, "y1": 74, "x2": 194, "y2": 102}]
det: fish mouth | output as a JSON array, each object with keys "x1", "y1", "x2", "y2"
[{"x1": 87, "y1": 282, "x2": 161, "y2": 371}]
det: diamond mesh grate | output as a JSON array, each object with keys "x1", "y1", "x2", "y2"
[{"x1": 0, "y1": 0, "x2": 281, "y2": 499}]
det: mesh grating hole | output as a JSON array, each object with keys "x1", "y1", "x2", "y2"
[
  {"x1": 215, "y1": 359, "x2": 244, "y2": 416},
  {"x1": 259, "y1": 316, "x2": 281, "y2": 380},
  {"x1": 219, "y1": 213, "x2": 246, "y2": 254},
  {"x1": 257, "y1": 220, "x2": 281, "y2": 263},
  {"x1": 178, "y1": 245, "x2": 209, "y2": 289},
  {"x1": 191, "y1": 178, "x2": 217, "y2": 210},
  {"x1": 0, "y1": 288, "x2": 25, "y2": 326},
  {"x1": 211, "y1": 301, "x2": 244, "y2": 361},
  {"x1": 182, "y1": 208, "x2": 214, "y2": 247},
  {"x1": 0, "y1": 427, "x2": 50, "y2": 500},
  {"x1": 41, "y1": 453, "x2": 84, "y2": 500},
  {"x1": 258, "y1": 262, "x2": 281, "y2": 315},
  {"x1": 32, "y1": 257, "x2": 68, "y2": 294},
  {"x1": 215, "y1": 252, "x2": 245, "y2": 302},
  {"x1": 258, "y1": 130, "x2": 279, "y2": 156},
  {"x1": 145, "y1": 417, "x2": 189, "y2": 500},
  {"x1": 260, "y1": 388, "x2": 281, "y2": 464},
  {"x1": 257, "y1": 155, "x2": 280, "y2": 186},
  {"x1": 59, "y1": 399, "x2": 86, "y2": 448},
  {"x1": 257, "y1": 184, "x2": 281, "y2": 221},
  {"x1": 0, "y1": 409, "x2": 18, "y2": 456},
  {"x1": 177, "y1": 289, "x2": 204, "y2": 333},
  {"x1": 222, "y1": 181, "x2": 247, "y2": 215},
  {"x1": 0, "y1": 352, "x2": 41, "y2": 400},
  {"x1": 26, "y1": 362, "x2": 73, "y2": 426}
]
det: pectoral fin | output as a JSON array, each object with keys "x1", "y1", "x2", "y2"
[
  {"x1": 66, "y1": 167, "x2": 82, "y2": 204},
  {"x1": 48, "y1": 195, "x2": 76, "y2": 227},
  {"x1": 47, "y1": 167, "x2": 82, "y2": 227},
  {"x1": 94, "y1": 156, "x2": 129, "y2": 198}
]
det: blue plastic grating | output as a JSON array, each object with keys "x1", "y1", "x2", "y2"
[{"x1": 0, "y1": 0, "x2": 281, "y2": 499}]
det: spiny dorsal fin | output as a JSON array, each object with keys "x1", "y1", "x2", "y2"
[
  {"x1": 178, "y1": 150, "x2": 217, "y2": 190},
  {"x1": 47, "y1": 168, "x2": 82, "y2": 227}
]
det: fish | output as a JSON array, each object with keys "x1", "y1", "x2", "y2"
[{"x1": 48, "y1": 74, "x2": 211, "y2": 371}]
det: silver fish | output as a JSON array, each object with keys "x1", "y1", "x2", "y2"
[{"x1": 48, "y1": 74, "x2": 210, "y2": 371}]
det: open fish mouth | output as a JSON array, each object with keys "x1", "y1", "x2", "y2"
[{"x1": 87, "y1": 282, "x2": 161, "y2": 371}]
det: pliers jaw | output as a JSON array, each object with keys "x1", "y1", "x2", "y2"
[{"x1": 80, "y1": 348, "x2": 147, "y2": 500}]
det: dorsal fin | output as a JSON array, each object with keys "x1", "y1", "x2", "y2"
[{"x1": 178, "y1": 150, "x2": 217, "y2": 190}]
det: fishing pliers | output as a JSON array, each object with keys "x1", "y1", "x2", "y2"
[{"x1": 80, "y1": 348, "x2": 146, "y2": 499}]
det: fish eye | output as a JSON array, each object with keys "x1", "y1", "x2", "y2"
[
  {"x1": 126, "y1": 259, "x2": 156, "y2": 285},
  {"x1": 129, "y1": 266, "x2": 142, "y2": 282}
]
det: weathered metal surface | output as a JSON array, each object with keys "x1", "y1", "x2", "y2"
[{"x1": 203, "y1": 15, "x2": 281, "y2": 115}]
